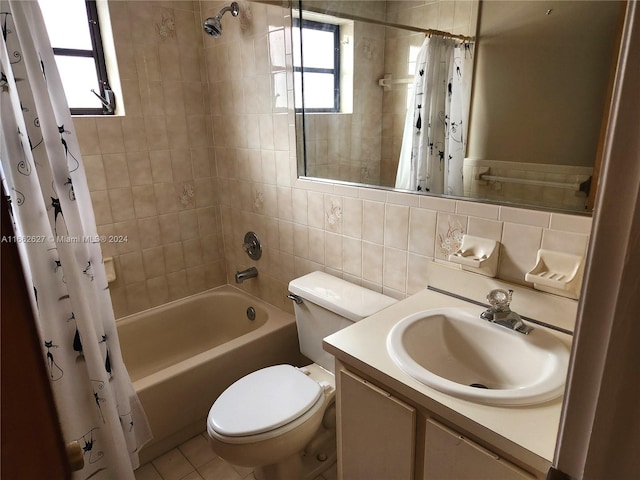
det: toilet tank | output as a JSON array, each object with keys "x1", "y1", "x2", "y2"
[{"x1": 288, "y1": 272, "x2": 397, "y2": 372}]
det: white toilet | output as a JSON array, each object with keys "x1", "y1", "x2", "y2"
[{"x1": 206, "y1": 271, "x2": 397, "y2": 480}]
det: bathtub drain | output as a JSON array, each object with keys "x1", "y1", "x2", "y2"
[{"x1": 246, "y1": 307, "x2": 256, "y2": 321}]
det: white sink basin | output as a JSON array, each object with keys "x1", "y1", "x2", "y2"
[{"x1": 386, "y1": 307, "x2": 570, "y2": 406}]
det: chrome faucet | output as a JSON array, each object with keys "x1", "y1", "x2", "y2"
[
  {"x1": 480, "y1": 289, "x2": 533, "y2": 335},
  {"x1": 235, "y1": 267, "x2": 258, "y2": 284}
]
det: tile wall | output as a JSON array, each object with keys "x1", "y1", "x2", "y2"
[
  {"x1": 75, "y1": 0, "x2": 226, "y2": 318},
  {"x1": 206, "y1": 1, "x2": 592, "y2": 314},
  {"x1": 77, "y1": 0, "x2": 592, "y2": 319}
]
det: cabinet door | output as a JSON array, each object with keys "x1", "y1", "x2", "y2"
[
  {"x1": 338, "y1": 368, "x2": 416, "y2": 480},
  {"x1": 422, "y1": 419, "x2": 535, "y2": 480}
]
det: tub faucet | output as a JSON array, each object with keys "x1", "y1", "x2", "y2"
[
  {"x1": 235, "y1": 267, "x2": 258, "y2": 284},
  {"x1": 480, "y1": 289, "x2": 533, "y2": 335}
]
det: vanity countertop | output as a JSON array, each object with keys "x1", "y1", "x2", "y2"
[{"x1": 323, "y1": 287, "x2": 572, "y2": 474}]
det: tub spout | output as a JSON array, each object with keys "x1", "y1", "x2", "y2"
[{"x1": 235, "y1": 267, "x2": 258, "y2": 284}]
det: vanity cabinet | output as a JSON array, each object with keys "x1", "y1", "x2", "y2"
[
  {"x1": 337, "y1": 366, "x2": 540, "y2": 480},
  {"x1": 337, "y1": 368, "x2": 416, "y2": 480},
  {"x1": 422, "y1": 418, "x2": 534, "y2": 480}
]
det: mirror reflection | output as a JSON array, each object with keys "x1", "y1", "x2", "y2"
[{"x1": 294, "y1": 1, "x2": 625, "y2": 213}]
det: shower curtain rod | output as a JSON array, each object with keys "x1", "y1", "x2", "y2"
[
  {"x1": 298, "y1": 5, "x2": 473, "y2": 42},
  {"x1": 423, "y1": 28, "x2": 473, "y2": 42}
]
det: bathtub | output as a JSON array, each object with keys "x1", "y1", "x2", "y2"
[{"x1": 116, "y1": 285, "x2": 307, "y2": 464}]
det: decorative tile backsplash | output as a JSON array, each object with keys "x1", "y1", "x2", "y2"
[
  {"x1": 76, "y1": 0, "x2": 591, "y2": 319},
  {"x1": 325, "y1": 198, "x2": 342, "y2": 231},
  {"x1": 436, "y1": 215, "x2": 466, "y2": 260},
  {"x1": 156, "y1": 14, "x2": 176, "y2": 40},
  {"x1": 179, "y1": 183, "x2": 195, "y2": 207}
]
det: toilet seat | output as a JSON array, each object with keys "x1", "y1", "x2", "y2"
[{"x1": 208, "y1": 365, "x2": 323, "y2": 438}]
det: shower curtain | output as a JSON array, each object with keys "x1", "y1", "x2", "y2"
[
  {"x1": 0, "y1": 2, "x2": 151, "y2": 478},
  {"x1": 395, "y1": 35, "x2": 473, "y2": 195}
]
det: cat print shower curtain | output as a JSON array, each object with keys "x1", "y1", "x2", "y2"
[
  {"x1": 0, "y1": 2, "x2": 151, "y2": 478},
  {"x1": 396, "y1": 35, "x2": 473, "y2": 195}
]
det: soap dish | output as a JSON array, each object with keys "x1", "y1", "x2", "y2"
[
  {"x1": 525, "y1": 249, "x2": 584, "y2": 299},
  {"x1": 104, "y1": 257, "x2": 116, "y2": 283},
  {"x1": 448, "y1": 235, "x2": 500, "y2": 277}
]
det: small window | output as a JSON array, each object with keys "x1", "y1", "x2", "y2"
[
  {"x1": 293, "y1": 18, "x2": 340, "y2": 113},
  {"x1": 38, "y1": 0, "x2": 114, "y2": 115}
]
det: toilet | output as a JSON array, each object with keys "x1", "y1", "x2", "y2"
[{"x1": 206, "y1": 271, "x2": 397, "y2": 480}]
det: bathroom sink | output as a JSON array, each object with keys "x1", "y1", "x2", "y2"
[{"x1": 386, "y1": 308, "x2": 570, "y2": 406}]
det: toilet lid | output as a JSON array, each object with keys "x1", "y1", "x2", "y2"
[{"x1": 208, "y1": 364, "x2": 322, "y2": 437}]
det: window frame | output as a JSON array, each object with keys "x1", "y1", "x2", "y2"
[
  {"x1": 49, "y1": 0, "x2": 113, "y2": 115},
  {"x1": 293, "y1": 17, "x2": 340, "y2": 114}
]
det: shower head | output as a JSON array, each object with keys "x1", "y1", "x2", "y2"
[{"x1": 203, "y1": 2, "x2": 240, "y2": 38}]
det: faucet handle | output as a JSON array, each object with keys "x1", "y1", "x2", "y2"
[
  {"x1": 486, "y1": 289, "x2": 513, "y2": 312},
  {"x1": 242, "y1": 231, "x2": 262, "y2": 260}
]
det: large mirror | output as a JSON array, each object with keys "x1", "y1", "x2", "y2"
[{"x1": 293, "y1": 0, "x2": 625, "y2": 213}]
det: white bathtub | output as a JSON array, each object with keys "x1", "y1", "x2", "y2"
[{"x1": 117, "y1": 285, "x2": 306, "y2": 463}]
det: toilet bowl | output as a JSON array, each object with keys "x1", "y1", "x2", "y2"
[
  {"x1": 207, "y1": 364, "x2": 335, "y2": 479},
  {"x1": 206, "y1": 272, "x2": 397, "y2": 480}
]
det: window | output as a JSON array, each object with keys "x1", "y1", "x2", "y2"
[
  {"x1": 293, "y1": 18, "x2": 340, "y2": 113},
  {"x1": 38, "y1": 0, "x2": 114, "y2": 115}
]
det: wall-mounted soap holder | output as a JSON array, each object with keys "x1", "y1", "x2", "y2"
[
  {"x1": 448, "y1": 234, "x2": 500, "y2": 277},
  {"x1": 525, "y1": 249, "x2": 584, "y2": 299},
  {"x1": 104, "y1": 257, "x2": 116, "y2": 283}
]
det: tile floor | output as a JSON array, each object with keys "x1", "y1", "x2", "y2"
[{"x1": 134, "y1": 432, "x2": 337, "y2": 480}]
